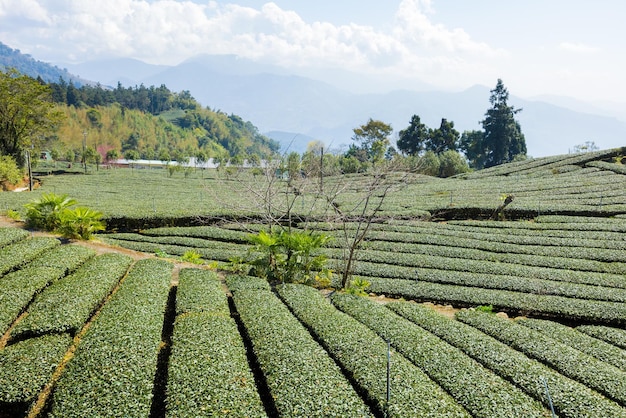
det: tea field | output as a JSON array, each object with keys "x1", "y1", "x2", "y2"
[{"x1": 1, "y1": 147, "x2": 626, "y2": 417}]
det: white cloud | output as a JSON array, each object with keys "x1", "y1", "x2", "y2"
[
  {"x1": 559, "y1": 42, "x2": 599, "y2": 54},
  {"x1": 0, "y1": 0, "x2": 506, "y2": 89}
]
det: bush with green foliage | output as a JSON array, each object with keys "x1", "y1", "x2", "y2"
[
  {"x1": 230, "y1": 285, "x2": 374, "y2": 417},
  {"x1": 389, "y1": 302, "x2": 626, "y2": 417},
  {"x1": 0, "y1": 155, "x2": 23, "y2": 187},
  {"x1": 276, "y1": 283, "x2": 469, "y2": 417},
  {"x1": 246, "y1": 228, "x2": 332, "y2": 286},
  {"x1": 24, "y1": 193, "x2": 105, "y2": 239},
  {"x1": 331, "y1": 293, "x2": 548, "y2": 417},
  {"x1": 49, "y1": 258, "x2": 173, "y2": 417},
  {"x1": 24, "y1": 193, "x2": 77, "y2": 231}
]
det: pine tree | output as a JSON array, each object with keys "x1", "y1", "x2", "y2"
[{"x1": 481, "y1": 79, "x2": 526, "y2": 167}]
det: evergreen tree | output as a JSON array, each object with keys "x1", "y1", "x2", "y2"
[
  {"x1": 428, "y1": 118, "x2": 460, "y2": 154},
  {"x1": 481, "y1": 79, "x2": 526, "y2": 167},
  {"x1": 397, "y1": 114, "x2": 428, "y2": 156}
]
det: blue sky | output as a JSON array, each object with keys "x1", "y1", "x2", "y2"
[{"x1": 1, "y1": 0, "x2": 624, "y2": 106}]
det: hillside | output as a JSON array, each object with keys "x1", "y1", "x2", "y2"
[
  {"x1": 0, "y1": 42, "x2": 88, "y2": 86},
  {"x1": 0, "y1": 44, "x2": 280, "y2": 161},
  {"x1": 0, "y1": 149, "x2": 625, "y2": 416}
]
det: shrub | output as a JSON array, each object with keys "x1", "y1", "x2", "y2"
[
  {"x1": 331, "y1": 293, "x2": 548, "y2": 417},
  {"x1": 231, "y1": 286, "x2": 374, "y2": 417},
  {"x1": 389, "y1": 302, "x2": 626, "y2": 417},
  {"x1": 24, "y1": 193, "x2": 77, "y2": 231},
  {"x1": 49, "y1": 258, "x2": 173, "y2": 417},
  {"x1": 0, "y1": 155, "x2": 23, "y2": 188},
  {"x1": 57, "y1": 206, "x2": 106, "y2": 240}
]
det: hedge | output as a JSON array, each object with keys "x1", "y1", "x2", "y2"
[
  {"x1": 166, "y1": 313, "x2": 266, "y2": 417},
  {"x1": 231, "y1": 286, "x2": 374, "y2": 417},
  {"x1": 520, "y1": 318, "x2": 626, "y2": 372},
  {"x1": 174, "y1": 268, "x2": 230, "y2": 316},
  {"x1": 276, "y1": 284, "x2": 469, "y2": 417},
  {"x1": 330, "y1": 293, "x2": 548, "y2": 417},
  {"x1": 225, "y1": 274, "x2": 271, "y2": 293},
  {"x1": 26, "y1": 244, "x2": 96, "y2": 274},
  {"x1": 0, "y1": 334, "x2": 71, "y2": 413},
  {"x1": 456, "y1": 310, "x2": 626, "y2": 407},
  {"x1": 10, "y1": 253, "x2": 133, "y2": 340},
  {"x1": 349, "y1": 261, "x2": 626, "y2": 303},
  {"x1": 49, "y1": 258, "x2": 173, "y2": 417},
  {"x1": 366, "y1": 277, "x2": 626, "y2": 326},
  {"x1": 0, "y1": 266, "x2": 66, "y2": 335},
  {"x1": 388, "y1": 302, "x2": 626, "y2": 418},
  {"x1": 577, "y1": 325, "x2": 626, "y2": 350},
  {"x1": 0, "y1": 237, "x2": 60, "y2": 276},
  {"x1": 0, "y1": 227, "x2": 29, "y2": 249},
  {"x1": 166, "y1": 268, "x2": 265, "y2": 417}
]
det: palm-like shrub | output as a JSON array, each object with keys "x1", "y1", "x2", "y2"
[
  {"x1": 57, "y1": 207, "x2": 106, "y2": 240},
  {"x1": 24, "y1": 193, "x2": 77, "y2": 231},
  {"x1": 246, "y1": 228, "x2": 331, "y2": 286}
]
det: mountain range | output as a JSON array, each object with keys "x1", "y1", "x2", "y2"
[{"x1": 3, "y1": 41, "x2": 624, "y2": 157}]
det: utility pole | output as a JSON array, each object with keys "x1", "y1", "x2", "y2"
[{"x1": 83, "y1": 130, "x2": 87, "y2": 174}]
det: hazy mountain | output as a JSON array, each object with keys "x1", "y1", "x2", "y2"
[
  {"x1": 0, "y1": 41, "x2": 90, "y2": 86},
  {"x1": 55, "y1": 53, "x2": 626, "y2": 157}
]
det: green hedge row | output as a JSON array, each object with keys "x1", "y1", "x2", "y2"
[
  {"x1": 451, "y1": 218, "x2": 626, "y2": 233},
  {"x1": 0, "y1": 227, "x2": 29, "y2": 249},
  {"x1": 519, "y1": 318, "x2": 626, "y2": 372},
  {"x1": 276, "y1": 284, "x2": 468, "y2": 417},
  {"x1": 49, "y1": 258, "x2": 173, "y2": 417},
  {"x1": 325, "y1": 244, "x2": 626, "y2": 276},
  {"x1": 0, "y1": 267, "x2": 66, "y2": 335},
  {"x1": 388, "y1": 302, "x2": 626, "y2": 418},
  {"x1": 142, "y1": 225, "x2": 248, "y2": 243},
  {"x1": 343, "y1": 251, "x2": 626, "y2": 289},
  {"x1": 349, "y1": 260, "x2": 626, "y2": 303},
  {"x1": 577, "y1": 325, "x2": 626, "y2": 350},
  {"x1": 0, "y1": 334, "x2": 71, "y2": 413},
  {"x1": 167, "y1": 268, "x2": 265, "y2": 417},
  {"x1": 10, "y1": 253, "x2": 133, "y2": 340},
  {"x1": 25, "y1": 244, "x2": 96, "y2": 274},
  {"x1": 231, "y1": 286, "x2": 374, "y2": 417},
  {"x1": 174, "y1": 268, "x2": 230, "y2": 316},
  {"x1": 456, "y1": 310, "x2": 626, "y2": 407},
  {"x1": 312, "y1": 219, "x2": 626, "y2": 250},
  {"x1": 330, "y1": 293, "x2": 548, "y2": 417},
  {"x1": 105, "y1": 232, "x2": 247, "y2": 252},
  {"x1": 225, "y1": 274, "x2": 271, "y2": 293},
  {"x1": 366, "y1": 277, "x2": 626, "y2": 326},
  {"x1": 102, "y1": 237, "x2": 241, "y2": 262},
  {"x1": 0, "y1": 237, "x2": 60, "y2": 276},
  {"x1": 356, "y1": 229, "x2": 626, "y2": 263}
]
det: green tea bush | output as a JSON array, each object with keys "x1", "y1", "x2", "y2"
[
  {"x1": 0, "y1": 237, "x2": 60, "y2": 276},
  {"x1": 389, "y1": 302, "x2": 626, "y2": 417},
  {"x1": 0, "y1": 334, "x2": 71, "y2": 412},
  {"x1": 10, "y1": 253, "x2": 132, "y2": 339},
  {"x1": 331, "y1": 293, "x2": 548, "y2": 417},
  {"x1": 231, "y1": 286, "x2": 374, "y2": 417},
  {"x1": 49, "y1": 258, "x2": 173, "y2": 417},
  {"x1": 457, "y1": 310, "x2": 626, "y2": 406},
  {"x1": 166, "y1": 268, "x2": 265, "y2": 417},
  {"x1": 276, "y1": 284, "x2": 468, "y2": 417},
  {"x1": 366, "y1": 277, "x2": 626, "y2": 326},
  {"x1": 0, "y1": 227, "x2": 29, "y2": 249},
  {"x1": 520, "y1": 318, "x2": 626, "y2": 372},
  {"x1": 577, "y1": 325, "x2": 626, "y2": 350},
  {"x1": 0, "y1": 266, "x2": 65, "y2": 335}
]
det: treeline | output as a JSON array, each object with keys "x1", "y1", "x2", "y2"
[{"x1": 42, "y1": 78, "x2": 279, "y2": 162}]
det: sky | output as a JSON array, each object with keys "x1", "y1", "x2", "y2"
[{"x1": 1, "y1": 0, "x2": 625, "y2": 105}]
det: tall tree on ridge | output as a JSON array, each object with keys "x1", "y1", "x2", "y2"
[{"x1": 481, "y1": 79, "x2": 526, "y2": 167}]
